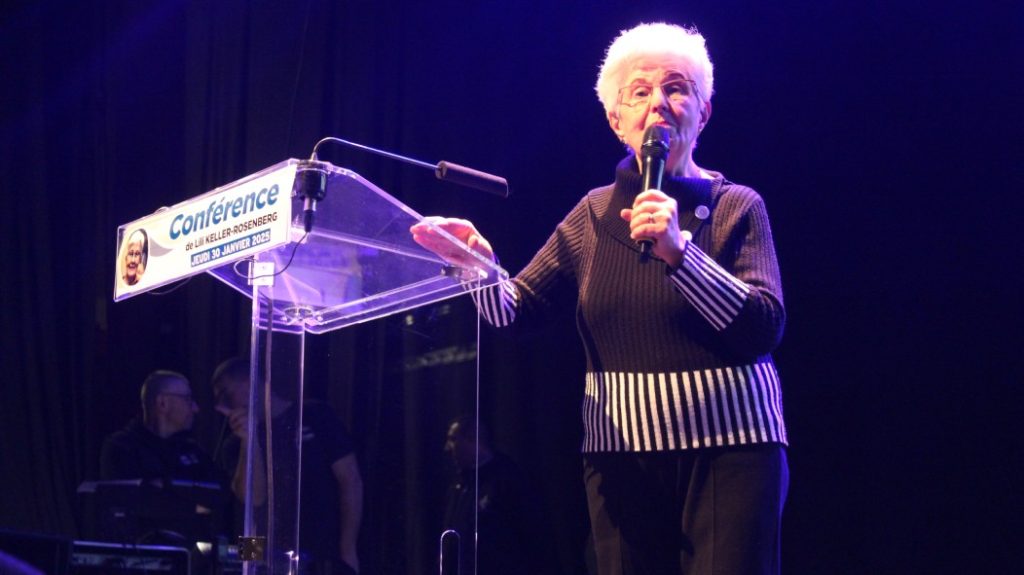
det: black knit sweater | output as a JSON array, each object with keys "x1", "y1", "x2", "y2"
[{"x1": 474, "y1": 157, "x2": 787, "y2": 452}]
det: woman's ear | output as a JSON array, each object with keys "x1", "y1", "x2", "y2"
[
  {"x1": 608, "y1": 110, "x2": 625, "y2": 141},
  {"x1": 699, "y1": 100, "x2": 712, "y2": 131}
]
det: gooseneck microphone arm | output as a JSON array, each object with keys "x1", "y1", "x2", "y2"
[{"x1": 309, "y1": 136, "x2": 511, "y2": 198}]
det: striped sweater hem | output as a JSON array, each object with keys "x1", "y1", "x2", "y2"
[{"x1": 582, "y1": 363, "x2": 786, "y2": 452}]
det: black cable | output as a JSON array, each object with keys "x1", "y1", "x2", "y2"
[
  {"x1": 146, "y1": 229, "x2": 306, "y2": 298},
  {"x1": 146, "y1": 276, "x2": 193, "y2": 296},
  {"x1": 231, "y1": 231, "x2": 310, "y2": 281}
]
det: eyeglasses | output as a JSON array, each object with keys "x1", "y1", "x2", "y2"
[{"x1": 618, "y1": 79, "x2": 699, "y2": 108}]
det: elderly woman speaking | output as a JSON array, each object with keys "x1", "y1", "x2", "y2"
[{"x1": 413, "y1": 22, "x2": 788, "y2": 575}]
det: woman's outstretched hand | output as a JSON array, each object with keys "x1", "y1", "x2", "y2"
[{"x1": 410, "y1": 217, "x2": 496, "y2": 268}]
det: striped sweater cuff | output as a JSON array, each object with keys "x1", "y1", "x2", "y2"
[
  {"x1": 667, "y1": 243, "x2": 751, "y2": 330},
  {"x1": 469, "y1": 280, "x2": 519, "y2": 327}
]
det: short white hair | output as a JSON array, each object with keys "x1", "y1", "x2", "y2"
[
  {"x1": 127, "y1": 229, "x2": 146, "y2": 247},
  {"x1": 596, "y1": 23, "x2": 714, "y2": 117}
]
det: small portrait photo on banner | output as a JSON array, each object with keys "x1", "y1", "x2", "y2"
[{"x1": 120, "y1": 228, "x2": 149, "y2": 286}]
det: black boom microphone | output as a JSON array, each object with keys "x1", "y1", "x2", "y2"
[
  {"x1": 309, "y1": 136, "x2": 510, "y2": 198},
  {"x1": 639, "y1": 124, "x2": 672, "y2": 263}
]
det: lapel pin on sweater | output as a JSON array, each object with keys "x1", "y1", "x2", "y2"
[{"x1": 681, "y1": 204, "x2": 711, "y2": 242}]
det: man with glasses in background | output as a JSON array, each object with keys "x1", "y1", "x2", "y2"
[{"x1": 99, "y1": 370, "x2": 228, "y2": 546}]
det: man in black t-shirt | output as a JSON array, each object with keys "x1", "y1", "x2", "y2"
[{"x1": 212, "y1": 358, "x2": 363, "y2": 575}]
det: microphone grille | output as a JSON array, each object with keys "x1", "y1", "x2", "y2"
[{"x1": 641, "y1": 125, "x2": 672, "y2": 159}]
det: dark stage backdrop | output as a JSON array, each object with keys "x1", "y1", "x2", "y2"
[{"x1": 1, "y1": 1, "x2": 1021, "y2": 573}]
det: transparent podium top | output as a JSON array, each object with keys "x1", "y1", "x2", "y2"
[{"x1": 208, "y1": 159, "x2": 508, "y2": 334}]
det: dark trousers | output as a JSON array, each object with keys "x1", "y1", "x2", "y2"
[{"x1": 584, "y1": 444, "x2": 788, "y2": 575}]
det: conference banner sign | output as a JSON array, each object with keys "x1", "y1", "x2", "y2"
[{"x1": 114, "y1": 162, "x2": 297, "y2": 301}]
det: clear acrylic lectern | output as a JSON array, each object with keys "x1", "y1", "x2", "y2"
[
  {"x1": 116, "y1": 158, "x2": 507, "y2": 575},
  {"x1": 212, "y1": 160, "x2": 506, "y2": 575}
]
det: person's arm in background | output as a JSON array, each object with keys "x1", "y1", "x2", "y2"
[
  {"x1": 225, "y1": 407, "x2": 267, "y2": 507},
  {"x1": 332, "y1": 453, "x2": 363, "y2": 573}
]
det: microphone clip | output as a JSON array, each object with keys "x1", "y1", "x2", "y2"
[{"x1": 295, "y1": 160, "x2": 329, "y2": 233}]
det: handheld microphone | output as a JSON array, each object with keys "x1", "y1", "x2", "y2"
[{"x1": 639, "y1": 124, "x2": 672, "y2": 263}]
